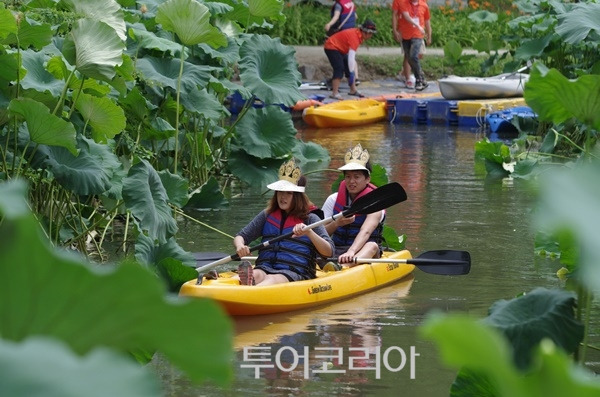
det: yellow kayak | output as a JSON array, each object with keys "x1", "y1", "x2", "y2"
[
  {"x1": 179, "y1": 250, "x2": 415, "y2": 316},
  {"x1": 302, "y1": 98, "x2": 386, "y2": 128}
]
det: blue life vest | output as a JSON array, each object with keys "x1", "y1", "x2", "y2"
[
  {"x1": 329, "y1": 0, "x2": 356, "y2": 34},
  {"x1": 332, "y1": 180, "x2": 384, "y2": 247},
  {"x1": 256, "y1": 209, "x2": 316, "y2": 279}
]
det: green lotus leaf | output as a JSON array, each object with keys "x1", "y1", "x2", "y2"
[
  {"x1": 0, "y1": 181, "x2": 233, "y2": 385},
  {"x1": 75, "y1": 92, "x2": 126, "y2": 143},
  {"x1": 32, "y1": 135, "x2": 121, "y2": 195},
  {"x1": 0, "y1": 338, "x2": 161, "y2": 397},
  {"x1": 483, "y1": 288, "x2": 583, "y2": 370},
  {"x1": 525, "y1": 65, "x2": 600, "y2": 131},
  {"x1": 537, "y1": 162, "x2": 600, "y2": 291},
  {"x1": 156, "y1": 0, "x2": 227, "y2": 47},
  {"x1": 555, "y1": 2, "x2": 600, "y2": 44},
  {"x1": 129, "y1": 25, "x2": 186, "y2": 57},
  {"x1": 180, "y1": 87, "x2": 225, "y2": 119},
  {"x1": 20, "y1": 49, "x2": 64, "y2": 97},
  {"x1": 8, "y1": 98, "x2": 77, "y2": 155},
  {"x1": 0, "y1": 52, "x2": 22, "y2": 84},
  {"x1": 3, "y1": 17, "x2": 53, "y2": 50},
  {"x1": 185, "y1": 176, "x2": 229, "y2": 210},
  {"x1": 135, "y1": 233, "x2": 197, "y2": 277},
  {"x1": 0, "y1": 179, "x2": 31, "y2": 219},
  {"x1": 290, "y1": 140, "x2": 330, "y2": 172},
  {"x1": 196, "y1": 36, "x2": 241, "y2": 66},
  {"x1": 158, "y1": 169, "x2": 189, "y2": 208},
  {"x1": 227, "y1": 149, "x2": 282, "y2": 188},
  {"x1": 0, "y1": 8, "x2": 17, "y2": 39},
  {"x1": 63, "y1": 0, "x2": 127, "y2": 41},
  {"x1": 468, "y1": 10, "x2": 498, "y2": 23},
  {"x1": 514, "y1": 34, "x2": 554, "y2": 62},
  {"x1": 62, "y1": 18, "x2": 125, "y2": 82},
  {"x1": 234, "y1": 106, "x2": 296, "y2": 159},
  {"x1": 123, "y1": 160, "x2": 178, "y2": 245},
  {"x1": 157, "y1": 257, "x2": 199, "y2": 293},
  {"x1": 248, "y1": 0, "x2": 284, "y2": 18},
  {"x1": 238, "y1": 35, "x2": 304, "y2": 106},
  {"x1": 135, "y1": 56, "x2": 215, "y2": 92},
  {"x1": 143, "y1": 117, "x2": 176, "y2": 141},
  {"x1": 224, "y1": 0, "x2": 279, "y2": 28},
  {"x1": 422, "y1": 313, "x2": 600, "y2": 397}
]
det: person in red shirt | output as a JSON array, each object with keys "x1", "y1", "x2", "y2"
[
  {"x1": 392, "y1": 0, "x2": 432, "y2": 91},
  {"x1": 323, "y1": 19, "x2": 377, "y2": 100}
]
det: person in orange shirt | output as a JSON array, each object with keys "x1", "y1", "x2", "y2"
[
  {"x1": 392, "y1": 0, "x2": 432, "y2": 91},
  {"x1": 323, "y1": 19, "x2": 377, "y2": 100}
]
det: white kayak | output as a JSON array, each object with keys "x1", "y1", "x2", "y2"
[{"x1": 438, "y1": 73, "x2": 529, "y2": 100}]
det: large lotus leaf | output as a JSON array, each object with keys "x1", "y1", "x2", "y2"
[
  {"x1": 62, "y1": 18, "x2": 125, "y2": 82},
  {"x1": 0, "y1": 53, "x2": 22, "y2": 85},
  {"x1": 556, "y1": 3, "x2": 600, "y2": 44},
  {"x1": 234, "y1": 106, "x2": 296, "y2": 159},
  {"x1": 20, "y1": 49, "x2": 65, "y2": 97},
  {"x1": 180, "y1": 87, "x2": 225, "y2": 120},
  {"x1": 0, "y1": 8, "x2": 17, "y2": 39},
  {"x1": 537, "y1": 163, "x2": 600, "y2": 291},
  {"x1": 0, "y1": 180, "x2": 233, "y2": 385},
  {"x1": 422, "y1": 313, "x2": 600, "y2": 397},
  {"x1": 3, "y1": 17, "x2": 53, "y2": 50},
  {"x1": 238, "y1": 35, "x2": 304, "y2": 106},
  {"x1": 75, "y1": 92, "x2": 126, "y2": 143},
  {"x1": 142, "y1": 117, "x2": 176, "y2": 141},
  {"x1": 63, "y1": 0, "x2": 127, "y2": 41},
  {"x1": 135, "y1": 234, "x2": 197, "y2": 292},
  {"x1": 525, "y1": 64, "x2": 600, "y2": 131},
  {"x1": 135, "y1": 56, "x2": 215, "y2": 92},
  {"x1": 227, "y1": 148, "x2": 281, "y2": 187},
  {"x1": 224, "y1": 0, "x2": 278, "y2": 28},
  {"x1": 483, "y1": 288, "x2": 583, "y2": 370},
  {"x1": 8, "y1": 98, "x2": 77, "y2": 155},
  {"x1": 248, "y1": 0, "x2": 284, "y2": 18},
  {"x1": 468, "y1": 10, "x2": 498, "y2": 23},
  {"x1": 514, "y1": 34, "x2": 555, "y2": 62},
  {"x1": 129, "y1": 25, "x2": 186, "y2": 57},
  {"x1": 119, "y1": 86, "x2": 154, "y2": 123},
  {"x1": 0, "y1": 338, "x2": 160, "y2": 397},
  {"x1": 196, "y1": 36, "x2": 240, "y2": 66},
  {"x1": 156, "y1": 0, "x2": 227, "y2": 47},
  {"x1": 185, "y1": 176, "x2": 229, "y2": 210},
  {"x1": 290, "y1": 140, "x2": 330, "y2": 172},
  {"x1": 33, "y1": 135, "x2": 121, "y2": 196},
  {"x1": 158, "y1": 169, "x2": 189, "y2": 208},
  {"x1": 123, "y1": 160, "x2": 178, "y2": 244}
]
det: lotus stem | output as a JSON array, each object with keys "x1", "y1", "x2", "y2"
[{"x1": 170, "y1": 205, "x2": 234, "y2": 239}]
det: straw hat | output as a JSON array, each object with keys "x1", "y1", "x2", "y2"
[
  {"x1": 338, "y1": 143, "x2": 370, "y2": 173},
  {"x1": 267, "y1": 159, "x2": 305, "y2": 192}
]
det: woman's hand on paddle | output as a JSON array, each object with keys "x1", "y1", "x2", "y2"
[
  {"x1": 235, "y1": 244, "x2": 250, "y2": 257},
  {"x1": 336, "y1": 215, "x2": 355, "y2": 227},
  {"x1": 292, "y1": 223, "x2": 310, "y2": 237}
]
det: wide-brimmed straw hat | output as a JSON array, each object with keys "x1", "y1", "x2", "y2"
[
  {"x1": 267, "y1": 159, "x2": 305, "y2": 192},
  {"x1": 338, "y1": 143, "x2": 370, "y2": 173}
]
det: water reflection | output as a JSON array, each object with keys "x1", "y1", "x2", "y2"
[{"x1": 164, "y1": 121, "x2": 597, "y2": 396}]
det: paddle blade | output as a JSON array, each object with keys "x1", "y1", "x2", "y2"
[
  {"x1": 409, "y1": 250, "x2": 471, "y2": 275},
  {"x1": 345, "y1": 182, "x2": 407, "y2": 217}
]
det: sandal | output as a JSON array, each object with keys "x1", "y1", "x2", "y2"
[
  {"x1": 348, "y1": 91, "x2": 365, "y2": 98},
  {"x1": 238, "y1": 261, "x2": 255, "y2": 285},
  {"x1": 329, "y1": 93, "x2": 342, "y2": 100},
  {"x1": 203, "y1": 270, "x2": 219, "y2": 280}
]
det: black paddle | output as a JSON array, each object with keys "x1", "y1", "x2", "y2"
[
  {"x1": 193, "y1": 249, "x2": 470, "y2": 276},
  {"x1": 194, "y1": 182, "x2": 407, "y2": 278}
]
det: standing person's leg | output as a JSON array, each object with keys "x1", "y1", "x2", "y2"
[
  {"x1": 408, "y1": 38, "x2": 428, "y2": 90},
  {"x1": 325, "y1": 49, "x2": 345, "y2": 99}
]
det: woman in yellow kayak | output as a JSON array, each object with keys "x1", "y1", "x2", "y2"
[{"x1": 233, "y1": 159, "x2": 334, "y2": 286}]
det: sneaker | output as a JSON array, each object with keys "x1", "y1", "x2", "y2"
[
  {"x1": 322, "y1": 262, "x2": 343, "y2": 272},
  {"x1": 415, "y1": 81, "x2": 429, "y2": 91},
  {"x1": 396, "y1": 74, "x2": 407, "y2": 83},
  {"x1": 405, "y1": 80, "x2": 415, "y2": 89},
  {"x1": 238, "y1": 261, "x2": 255, "y2": 285}
]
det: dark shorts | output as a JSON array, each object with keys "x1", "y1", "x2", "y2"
[{"x1": 324, "y1": 49, "x2": 349, "y2": 79}]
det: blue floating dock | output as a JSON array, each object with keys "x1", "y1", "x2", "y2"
[{"x1": 386, "y1": 97, "x2": 527, "y2": 127}]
